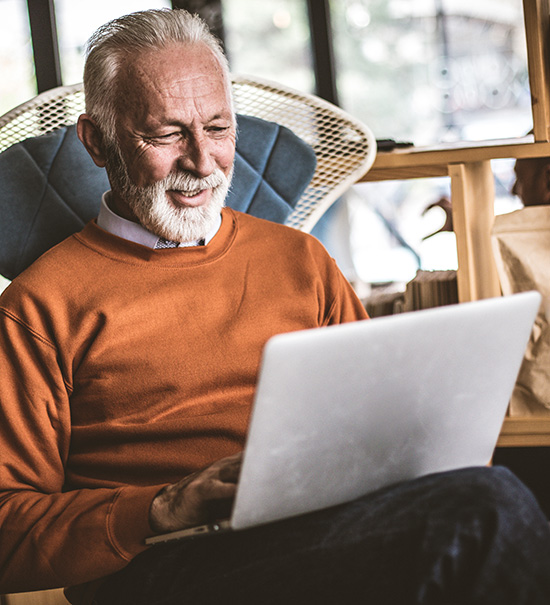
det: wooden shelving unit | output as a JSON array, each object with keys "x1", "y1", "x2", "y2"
[{"x1": 356, "y1": 0, "x2": 550, "y2": 447}]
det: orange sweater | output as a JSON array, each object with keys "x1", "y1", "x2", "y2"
[{"x1": 0, "y1": 208, "x2": 367, "y2": 595}]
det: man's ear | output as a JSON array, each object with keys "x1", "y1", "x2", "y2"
[{"x1": 77, "y1": 114, "x2": 107, "y2": 168}]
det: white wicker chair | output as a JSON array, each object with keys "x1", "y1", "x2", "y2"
[{"x1": 0, "y1": 76, "x2": 376, "y2": 233}]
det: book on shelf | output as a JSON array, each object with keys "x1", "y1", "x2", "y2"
[{"x1": 364, "y1": 270, "x2": 458, "y2": 317}]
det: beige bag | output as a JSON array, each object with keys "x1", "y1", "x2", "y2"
[{"x1": 492, "y1": 206, "x2": 550, "y2": 416}]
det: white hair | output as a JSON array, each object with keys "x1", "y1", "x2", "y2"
[{"x1": 83, "y1": 8, "x2": 232, "y2": 141}]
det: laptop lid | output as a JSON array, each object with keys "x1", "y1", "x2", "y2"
[
  {"x1": 231, "y1": 291, "x2": 541, "y2": 530},
  {"x1": 146, "y1": 292, "x2": 540, "y2": 545}
]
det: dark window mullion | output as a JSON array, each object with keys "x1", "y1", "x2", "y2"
[
  {"x1": 306, "y1": 0, "x2": 338, "y2": 106},
  {"x1": 171, "y1": 0, "x2": 226, "y2": 49},
  {"x1": 27, "y1": 0, "x2": 62, "y2": 93}
]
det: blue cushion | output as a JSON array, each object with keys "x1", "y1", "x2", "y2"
[
  {"x1": 227, "y1": 115, "x2": 316, "y2": 224},
  {"x1": 0, "y1": 115, "x2": 316, "y2": 280}
]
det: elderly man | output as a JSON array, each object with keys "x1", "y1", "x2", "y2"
[{"x1": 1, "y1": 9, "x2": 550, "y2": 605}]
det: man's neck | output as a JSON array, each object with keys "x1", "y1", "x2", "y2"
[{"x1": 108, "y1": 190, "x2": 141, "y2": 223}]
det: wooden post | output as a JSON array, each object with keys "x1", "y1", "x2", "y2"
[{"x1": 450, "y1": 161, "x2": 501, "y2": 302}]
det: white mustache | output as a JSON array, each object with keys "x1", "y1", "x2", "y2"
[{"x1": 161, "y1": 169, "x2": 226, "y2": 193}]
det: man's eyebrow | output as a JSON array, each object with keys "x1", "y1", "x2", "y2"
[
  {"x1": 207, "y1": 112, "x2": 235, "y2": 122},
  {"x1": 159, "y1": 112, "x2": 234, "y2": 127}
]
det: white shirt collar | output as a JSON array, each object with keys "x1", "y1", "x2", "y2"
[{"x1": 96, "y1": 192, "x2": 222, "y2": 248}]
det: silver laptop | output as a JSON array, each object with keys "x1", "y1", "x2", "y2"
[{"x1": 147, "y1": 291, "x2": 541, "y2": 545}]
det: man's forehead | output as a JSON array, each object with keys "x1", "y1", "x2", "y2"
[
  {"x1": 121, "y1": 43, "x2": 229, "y2": 100},
  {"x1": 115, "y1": 44, "x2": 232, "y2": 125}
]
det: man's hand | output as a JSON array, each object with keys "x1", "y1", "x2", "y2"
[{"x1": 149, "y1": 452, "x2": 242, "y2": 533}]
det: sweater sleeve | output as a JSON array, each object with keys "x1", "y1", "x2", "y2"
[
  {"x1": 322, "y1": 257, "x2": 369, "y2": 326},
  {"x1": 0, "y1": 306, "x2": 162, "y2": 594}
]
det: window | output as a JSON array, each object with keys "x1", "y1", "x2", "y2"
[
  {"x1": 222, "y1": 0, "x2": 314, "y2": 92},
  {"x1": 331, "y1": 0, "x2": 530, "y2": 146},
  {"x1": 55, "y1": 0, "x2": 172, "y2": 86},
  {"x1": 0, "y1": 0, "x2": 34, "y2": 115},
  {"x1": 329, "y1": 0, "x2": 530, "y2": 288}
]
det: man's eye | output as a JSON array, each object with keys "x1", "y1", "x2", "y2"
[
  {"x1": 208, "y1": 126, "x2": 230, "y2": 136},
  {"x1": 144, "y1": 132, "x2": 180, "y2": 145}
]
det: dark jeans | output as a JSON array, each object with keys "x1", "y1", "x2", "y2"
[{"x1": 94, "y1": 466, "x2": 550, "y2": 605}]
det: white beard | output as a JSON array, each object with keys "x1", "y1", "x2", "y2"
[
  {"x1": 127, "y1": 169, "x2": 231, "y2": 243},
  {"x1": 105, "y1": 140, "x2": 232, "y2": 243}
]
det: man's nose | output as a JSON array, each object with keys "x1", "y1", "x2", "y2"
[{"x1": 177, "y1": 134, "x2": 216, "y2": 178}]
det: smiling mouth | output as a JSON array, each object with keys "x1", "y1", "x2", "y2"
[
  {"x1": 166, "y1": 188, "x2": 211, "y2": 208},
  {"x1": 170, "y1": 188, "x2": 203, "y2": 197}
]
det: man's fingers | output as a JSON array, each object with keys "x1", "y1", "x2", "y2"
[
  {"x1": 218, "y1": 459, "x2": 241, "y2": 483},
  {"x1": 150, "y1": 452, "x2": 243, "y2": 532},
  {"x1": 208, "y1": 479, "x2": 237, "y2": 500}
]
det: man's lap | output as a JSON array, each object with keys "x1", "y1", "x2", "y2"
[{"x1": 93, "y1": 466, "x2": 550, "y2": 605}]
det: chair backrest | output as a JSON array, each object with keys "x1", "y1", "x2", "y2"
[
  {"x1": 0, "y1": 115, "x2": 317, "y2": 280},
  {"x1": 0, "y1": 77, "x2": 376, "y2": 280},
  {"x1": 230, "y1": 76, "x2": 376, "y2": 230}
]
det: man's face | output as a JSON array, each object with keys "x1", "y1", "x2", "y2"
[{"x1": 105, "y1": 43, "x2": 236, "y2": 241}]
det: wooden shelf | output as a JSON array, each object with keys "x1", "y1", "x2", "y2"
[
  {"x1": 361, "y1": 138, "x2": 550, "y2": 182},
  {"x1": 498, "y1": 417, "x2": 550, "y2": 447}
]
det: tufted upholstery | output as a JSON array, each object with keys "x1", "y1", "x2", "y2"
[{"x1": 0, "y1": 114, "x2": 316, "y2": 280}]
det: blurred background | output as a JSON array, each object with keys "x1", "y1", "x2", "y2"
[{"x1": 0, "y1": 0, "x2": 532, "y2": 292}]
